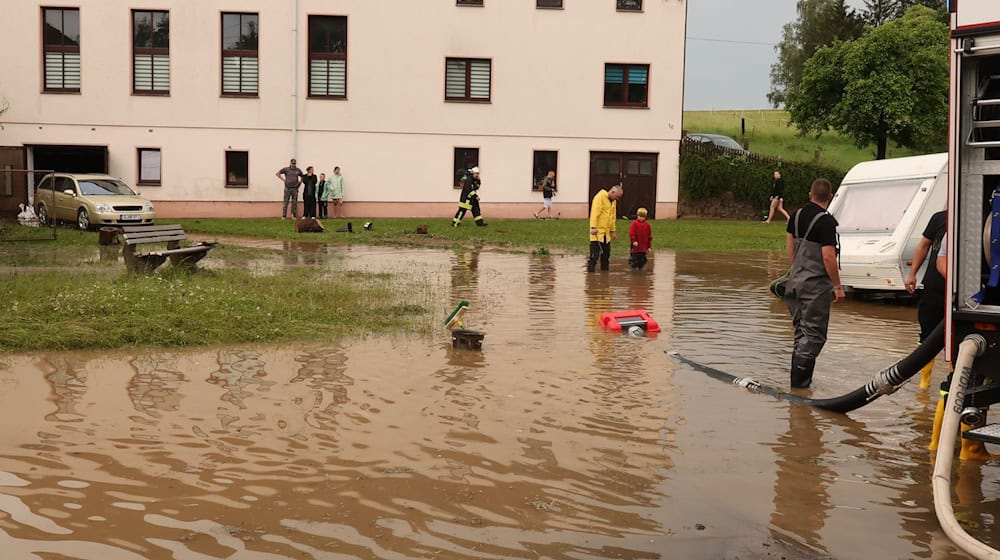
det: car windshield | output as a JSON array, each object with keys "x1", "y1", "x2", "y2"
[
  {"x1": 79, "y1": 180, "x2": 136, "y2": 196},
  {"x1": 710, "y1": 136, "x2": 744, "y2": 151}
]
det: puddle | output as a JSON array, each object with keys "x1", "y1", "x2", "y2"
[{"x1": 0, "y1": 244, "x2": 994, "y2": 559}]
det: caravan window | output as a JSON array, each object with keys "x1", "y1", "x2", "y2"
[{"x1": 832, "y1": 179, "x2": 926, "y2": 233}]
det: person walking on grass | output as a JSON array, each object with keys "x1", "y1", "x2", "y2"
[
  {"x1": 317, "y1": 173, "x2": 330, "y2": 219},
  {"x1": 533, "y1": 170, "x2": 557, "y2": 219},
  {"x1": 453, "y1": 167, "x2": 487, "y2": 227},
  {"x1": 764, "y1": 170, "x2": 790, "y2": 224},
  {"x1": 276, "y1": 158, "x2": 304, "y2": 219},
  {"x1": 302, "y1": 166, "x2": 318, "y2": 219},
  {"x1": 330, "y1": 166, "x2": 345, "y2": 219},
  {"x1": 587, "y1": 184, "x2": 623, "y2": 272},
  {"x1": 784, "y1": 178, "x2": 844, "y2": 389}
]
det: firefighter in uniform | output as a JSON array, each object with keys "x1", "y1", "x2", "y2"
[{"x1": 453, "y1": 167, "x2": 487, "y2": 227}]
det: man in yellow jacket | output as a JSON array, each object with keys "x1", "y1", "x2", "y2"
[{"x1": 588, "y1": 184, "x2": 624, "y2": 272}]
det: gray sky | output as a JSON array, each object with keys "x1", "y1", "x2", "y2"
[{"x1": 684, "y1": 0, "x2": 867, "y2": 110}]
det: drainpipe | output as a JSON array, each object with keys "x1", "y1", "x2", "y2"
[{"x1": 291, "y1": 0, "x2": 299, "y2": 159}]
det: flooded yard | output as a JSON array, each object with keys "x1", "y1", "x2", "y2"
[{"x1": 0, "y1": 244, "x2": 997, "y2": 559}]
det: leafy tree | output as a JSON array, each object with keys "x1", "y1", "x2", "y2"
[
  {"x1": 785, "y1": 6, "x2": 949, "y2": 159},
  {"x1": 768, "y1": 0, "x2": 866, "y2": 107},
  {"x1": 863, "y1": 0, "x2": 901, "y2": 26}
]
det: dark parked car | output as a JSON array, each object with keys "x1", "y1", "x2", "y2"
[{"x1": 683, "y1": 133, "x2": 749, "y2": 153}]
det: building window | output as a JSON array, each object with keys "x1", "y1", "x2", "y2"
[
  {"x1": 137, "y1": 148, "x2": 161, "y2": 186},
  {"x1": 532, "y1": 151, "x2": 558, "y2": 191},
  {"x1": 308, "y1": 15, "x2": 347, "y2": 98},
  {"x1": 537, "y1": 0, "x2": 563, "y2": 7},
  {"x1": 133, "y1": 10, "x2": 170, "y2": 94},
  {"x1": 604, "y1": 63, "x2": 649, "y2": 108},
  {"x1": 222, "y1": 13, "x2": 259, "y2": 96},
  {"x1": 226, "y1": 151, "x2": 249, "y2": 187},
  {"x1": 445, "y1": 58, "x2": 491, "y2": 102},
  {"x1": 453, "y1": 148, "x2": 479, "y2": 188},
  {"x1": 457, "y1": 0, "x2": 484, "y2": 5},
  {"x1": 42, "y1": 8, "x2": 80, "y2": 92},
  {"x1": 617, "y1": 0, "x2": 642, "y2": 11}
]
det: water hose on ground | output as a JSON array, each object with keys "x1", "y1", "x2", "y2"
[
  {"x1": 931, "y1": 334, "x2": 1000, "y2": 560},
  {"x1": 667, "y1": 321, "x2": 945, "y2": 414}
]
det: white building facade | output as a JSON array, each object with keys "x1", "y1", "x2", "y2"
[{"x1": 0, "y1": 0, "x2": 687, "y2": 220}]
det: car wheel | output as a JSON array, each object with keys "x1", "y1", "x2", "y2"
[
  {"x1": 36, "y1": 204, "x2": 50, "y2": 226},
  {"x1": 77, "y1": 208, "x2": 91, "y2": 231}
]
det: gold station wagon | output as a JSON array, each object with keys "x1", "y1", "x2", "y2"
[{"x1": 34, "y1": 173, "x2": 156, "y2": 230}]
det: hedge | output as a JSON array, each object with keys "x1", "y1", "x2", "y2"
[{"x1": 680, "y1": 150, "x2": 846, "y2": 210}]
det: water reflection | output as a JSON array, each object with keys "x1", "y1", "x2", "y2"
[{"x1": 1, "y1": 245, "x2": 997, "y2": 558}]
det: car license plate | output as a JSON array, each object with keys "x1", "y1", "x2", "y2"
[{"x1": 120, "y1": 214, "x2": 141, "y2": 221}]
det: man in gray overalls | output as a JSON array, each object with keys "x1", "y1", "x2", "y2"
[{"x1": 785, "y1": 178, "x2": 845, "y2": 388}]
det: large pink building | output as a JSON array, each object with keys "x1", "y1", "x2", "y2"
[{"x1": 0, "y1": 0, "x2": 686, "y2": 220}]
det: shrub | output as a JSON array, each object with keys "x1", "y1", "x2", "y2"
[{"x1": 680, "y1": 150, "x2": 845, "y2": 209}]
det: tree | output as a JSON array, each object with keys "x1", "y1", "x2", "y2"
[
  {"x1": 768, "y1": 0, "x2": 866, "y2": 107},
  {"x1": 863, "y1": 0, "x2": 902, "y2": 26},
  {"x1": 785, "y1": 6, "x2": 949, "y2": 159}
]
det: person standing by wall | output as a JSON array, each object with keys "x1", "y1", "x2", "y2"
[
  {"x1": 764, "y1": 170, "x2": 791, "y2": 224},
  {"x1": 587, "y1": 184, "x2": 623, "y2": 272},
  {"x1": 302, "y1": 166, "x2": 318, "y2": 219},
  {"x1": 628, "y1": 207, "x2": 652, "y2": 270},
  {"x1": 904, "y1": 210, "x2": 947, "y2": 389},
  {"x1": 330, "y1": 166, "x2": 345, "y2": 219},
  {"x1": 317, "y1": 173, "x2": 330, "y2": 219},
  {"x1": 275, "y1": 158, "x2": 304, "y2": 220},
  {"x1": 533, "y1": 170, "x2": 557, "y2": 219},
  {"x1": 785, "y1": 178, "x2": 845, "y2": 388},
  {"x1": 452, "y1": 167, "x2": 487, "y2": 227}
]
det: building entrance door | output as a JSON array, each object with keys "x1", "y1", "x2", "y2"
[
  {"x1": 0, "y1": 146, "x2": 27, "y2": 216},
  {"x1": 589, "y1": 152, "x2": 658, "y2": 219}
]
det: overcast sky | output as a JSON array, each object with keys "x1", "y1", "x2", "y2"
[{"x1": 684, "y1": 0, "x2": 867, "y2": 110}]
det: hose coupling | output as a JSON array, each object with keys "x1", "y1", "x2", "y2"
[{"x1": 960, "y1": 407, "x2": 986, "y2": 428}]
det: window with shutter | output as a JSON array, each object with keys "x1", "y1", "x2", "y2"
[
  {"x1": 42, "y1": 8, "x2": 80, "y2": 93},
  {"x1": 222, "y1": 13, "x2": 259, "y2": 96},
  {"x1": 133, "y1": 10, "x2": 170, "y2": 94},
  {"x1": 445, "y1": 58, "x2": 491, "y2": 102},
  {"x1": 308, "y1": 15, "x2": 347, "y2": 99},
  {"x1": 137, "y1": 148, "x2": 161, "y2": 186},
  {"x1": 604, "y1": 63, "x2": 649, "y2": 108}
]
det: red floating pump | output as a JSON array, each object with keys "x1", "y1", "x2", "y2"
[{"x1": 599, "y1": 309, "x2": 660, "y2": 333}]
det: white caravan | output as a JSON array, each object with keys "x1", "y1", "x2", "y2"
[{"x1": 826, "y1": 152, "x2": 947, "y2": 292}]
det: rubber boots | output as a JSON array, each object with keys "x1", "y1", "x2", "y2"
[
  {"x1": 928, "y1": 394, "x2": 946, "y2": 451},
  {"x1": 960, "y1": 423, "x2": 1000, "y2": 461},
  {"x1": 790, "y1": 354, "x2": 816, "y2": 389},
  {"x1": 918, "y1": 359, "x2": 934, "y2": 390}
]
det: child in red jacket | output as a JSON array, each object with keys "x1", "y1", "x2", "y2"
[{"x1": 629, "y1": 208, "x2": 652, "y2": 270}]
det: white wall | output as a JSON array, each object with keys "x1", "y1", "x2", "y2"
[{"x1": 0, "y1": 0, "x2": 685, "y2": 217}]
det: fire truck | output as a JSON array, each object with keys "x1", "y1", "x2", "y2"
[{"x1": 938, "y1": 1, "x2": 1000, "y2": 557}]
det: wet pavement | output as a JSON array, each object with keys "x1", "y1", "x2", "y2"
[{"x1": 0, "y1": 244, "x2": 997, "y2": 559}]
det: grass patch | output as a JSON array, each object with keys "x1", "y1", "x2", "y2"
[
  {"x1": 684, "y1": 109, "x2": 926, "y2": 172},
  {"x1": 175, "y1": 218, "x2": 788, "y2": 253},
  {"x1": 0, "y1": 266, "x2": 431, "y2": 353}
]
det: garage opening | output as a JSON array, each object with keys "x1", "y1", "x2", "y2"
[{"x1": 30, "y1": 145, "x2": 107, "y2": 176}]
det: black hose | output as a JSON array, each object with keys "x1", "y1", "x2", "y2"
[{"x1": 667, "y1": 321, "x2": 945, "y2": 414}]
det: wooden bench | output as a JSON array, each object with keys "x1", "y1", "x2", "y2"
[{"x1": 120, "y1": 224, "x2": 217, "y2": 273}]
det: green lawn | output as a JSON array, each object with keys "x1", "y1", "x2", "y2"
[
  {"x1": 684, "y1": 110, "x2": 927, "y2": 172},
  {"x1": 175, "y1": 217, "x2": 789, "y2": 253}
]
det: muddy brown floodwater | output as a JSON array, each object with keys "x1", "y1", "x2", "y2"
[{"x1": 1, "y1": 245, "x2": 998, "y2": 559}]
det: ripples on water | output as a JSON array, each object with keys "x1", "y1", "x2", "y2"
[{"x1": 0, "y1": 245, "x2": 996, "y2": 559}]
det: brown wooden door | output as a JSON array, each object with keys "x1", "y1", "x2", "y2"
[
  {"x1": 589, "y1": 151, "x2": 658, "y2": 219},
  {"x1": 0, "y1": 147, "x2": 26, "y2": 217}
]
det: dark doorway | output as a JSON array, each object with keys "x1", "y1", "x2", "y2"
[
  {"x1": 589, "y1": 151, "x2": 658, "y2": 219},
  {"x1": 30, "y1": 145, "x2": 108, "y2": 177},
  {"x1": 0, "y1": 147, "x2": 27, "y2": 216}
]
